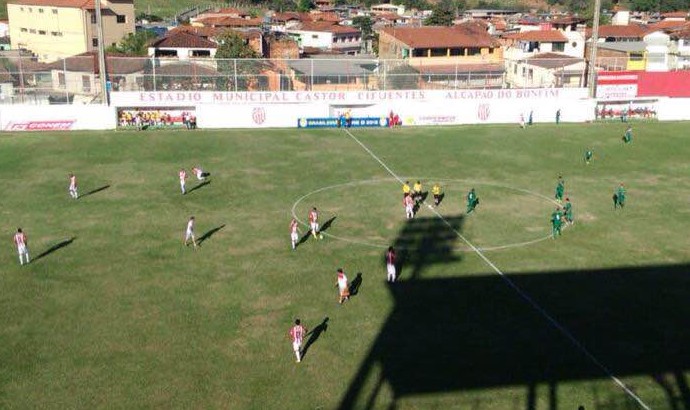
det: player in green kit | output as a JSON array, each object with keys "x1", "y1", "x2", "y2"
[
  {"x1": 555, "y1": 175, "x2": 565, "y2": 203},
  {"x1": 613, "y1": 183, "x2": 626, "y2": 209},
  {"x1": 563, "y1": 197, "x2": 573, "y2": 225},
  {"x1": 550, "y1": 207, "x2": 563, "y2": 238},
  {"x1": 584, "y1": 149, "x2": 593, "y2": 164},
  {"x1": 466, "y1": 188, "x2": 479, "y2": 214},
  {"x1": 623, "y1": 125, "x2": 633, "y2": 144}
]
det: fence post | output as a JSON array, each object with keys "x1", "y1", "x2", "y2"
[
  {"x1": 63, "y1": 57, "x2": 69, "y2": 103},
  {"x1": 233, "y1": 59, "x2": 238, "y2": 92},
  {"x1": 310, "y1": 59, "x2": 314, "y2": 90},
  {"x1": 152, "y1": 57, "x2": 157, "y2": 91}
]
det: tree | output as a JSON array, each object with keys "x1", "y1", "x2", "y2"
[
  {"x1": 214, "y1": 30, "x2": 265, "y2": 91},
  {"x1": 660, "y1": 0, "x2": 689, "y2": 12},
  {"x1": 630, "y1": 0, "x2": 660, "y2": 11},
  {"x1": 352, "y1": 16, "x2": 374, "y2": 53},
  {"x1": 424, "y1": 0, "x2": 456, "y2": 26},
  {"x1": 215, "y1": 30, "x2": 260, "y2": 59},
  {"x1": 107, "y1": 30, "x2": 157, "y2": 56},
  {"x1": 297, "y1": 0, "x2": 315, "y2": 12}
]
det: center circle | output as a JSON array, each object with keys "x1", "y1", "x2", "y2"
[{"x1": 291, "y1": 177, "x2": 560, "y2": 252}]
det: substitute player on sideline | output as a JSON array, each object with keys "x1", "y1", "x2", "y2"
[
  {"x1": 179, "y1": 168, "x2": 187, "y2": 195},
  {"x1": 13, "y1": 228, "x2": 30, "y2": 265},
  {"x1": 289, "y1": 218, "x2": 300, "y2": 250},
  {"x1": 308, "y1": 207, "x2": 322, "y2": 239},
  {"x1": 68, "y1": 173, "x2": 78, "y2": 199},
  {"x1": 184, "y1": 216, "x2": 197, "y2": 248},
  {"x1": 386, "y1": 246, "x2": 397, "y2": 283},
  {"x1": 288, "y1": 319, "x2": 307, "y2": 363}
]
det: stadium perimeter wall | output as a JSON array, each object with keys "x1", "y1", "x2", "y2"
[
  {"x1": 3, "y1": 90, "x2": 690, "y2": 131},
  {"x1": 111, "y1": 88, "x2": 595, "y2": 128}
]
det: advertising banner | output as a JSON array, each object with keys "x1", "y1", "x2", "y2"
[
  {"x1": 596, "y1": 72, "x2": 639, "y2": 100},
  {"x1": 297, "y1": 117, "x2": 388, "y2": 128}
]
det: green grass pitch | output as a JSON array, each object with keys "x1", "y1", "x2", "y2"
[{"x1": 0, "y1": 122, "x2": 689, "y2": 409}]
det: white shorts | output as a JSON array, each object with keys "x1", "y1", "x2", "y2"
[
  {"x1": 405, "y1": 205, "x2": 413, "y2": 213},
  {"x1": 185, "y1": 230, "x2": 194, "y2": 240},
  {"x1": 310, "y1": 222, "x2": 319, "y2": 232},
  {"x1": 292, "y1": 341, "x2": 301, "y2": 352},
  {"x1": 17, "y1": 244, "x2": 27, "y2": 255},
  {"x1": 387, "y1": 263, "x2": 396, "y2": 277},
  {"x1": 291, "y1": 232, "x2": 298, "y2": 242}
]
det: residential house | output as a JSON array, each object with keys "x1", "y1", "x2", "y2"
[
  {"x1": 463, "y1": 9, "x2": 520, "y2": 20},
  {"x1": 269, "y1": 12, "x2": 302, "y2": 32},
  {"x1": 549, "y1": 16, "x2": 586, "y2": 32},
  {"x1": 669, "y1": 26, "x2": 690, "y2": 69},
  {"x1": 595, "y1": 25, "x2": 646, "y2": 42},
  {"x1": 190, "y1": 7, "x2": 253, "y2": 24},
  {"x1": 7, "y1": 0, "x2": 135, "y2": 62},
  {"x1": 507, "y1": 52, "x2": 586, "y2": 88},
  {"x1": 45, "y1": 51, "x2": 147, "y2": 95},
  {"x1": 377, "y1": 24, "x2": 505, "y2": 89},
  {"x1": 371, "y1": 4, "x2": 405, "y2": 15},
  {"x1": 287, "y1": 22, "x2": 362, "y2": 55},
  {"x1": 644, "y1": 30, "x2": 671, "y2": 71},
  {"x1": 148, "y1": 31, "x2": 218, "y2": 60},
  {"x1": 170, "y1": 26, "x2": 264, "y2": 57},
  {"x1": 588, "y1": 41, "x2": 647, "y2": 70},
  {"x1": 503, "y1": 30, "x2": 584, "y2": 59}
]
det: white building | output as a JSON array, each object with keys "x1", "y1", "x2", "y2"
[
  {"x1": 644, "y1": 31, "x2": 670, "y2": 71},
  {"x1": 287, "y1": 22, "x2": 362, "y2": 55},
  {"x1": 506, "y1": 52, "x2": 586, "y2": 88},
  {"x1": 148, "y1": 31, "x2": 218, "y2": 60},
  {"x1": 504, "y1": 30, "x2": 585, "y2": 60}
]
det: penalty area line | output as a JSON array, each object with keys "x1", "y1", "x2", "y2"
[{"x1": 341, "y1": 128, "x2": 650, "y2": 410}]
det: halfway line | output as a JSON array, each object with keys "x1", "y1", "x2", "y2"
[{"x1": 342, "y1": 128, "x2": 650, "y2": 410}]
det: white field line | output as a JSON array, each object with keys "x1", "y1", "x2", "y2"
[{"x1": 342, "y1": 128, "x2": 650, "y2": 410}]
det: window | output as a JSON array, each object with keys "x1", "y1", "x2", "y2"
[
  {"x1": 116, "y1": 15, "x2": 126, "y2": 23},
  {"x1": 38, "y1": 30, "x2": 46, "y2": 35},
  {"x1": 528, "y1": 69, "x2": 534, "y2": 81},
  {"x1": 467, "y1": 47, "x2": 481, "y2": 56},
  {"x1": 552, "y1": 42, "x2": 565, "y2": 52},
  {"x1": 58, "y1": 72, "x2": 65, "y2": 88},
  {"x1": 92, "y1": 38, "x2": 98, "y2": 47},
  {"x1": 82, "y1": 75, "x2": 91, "y2": 93},
  {"x1": 51, "y1": 31, "x2": 60, "y2": 36},
  {"x1": 311, "y1": 34, "x2": 318, "y2": 39},
  {"x1": 20, "y1": 28, "x2": 27, "y2": 32},
  {"x1": 630, "y1": 53, "x2": 644, "y2": 61},
  {"x1": 29, "y1": 29, "x2": 36, "y2": 34},
  {"x1": 513, "y1": 64, "x2": 517, "y2": 74},
  {"x1": 28, "y1": 7, "x2": 32, "y2": 12},
  {"x1": 20, "y1": 7, "x2": 24, "y2": 11},
  {"x1": 91, "y1": 14, "x2": 97, "y2": 24},
  {"x1": 39, "y1": 8, "x2": 44, "y2": 13},
  {"x1": 52, "y1": 8, "x2": 58, "y2": 14}
]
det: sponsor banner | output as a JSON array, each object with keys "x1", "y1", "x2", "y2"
[
  {"x1": 4, "y1": 120, "x2": 75, "y2": 131},
  {"x1": 297, "y1": 117, "x2": 388, "y2": 128},
  {"x1": 596, "y1": 71, "x2": 639, "y2": 100},
  {"x1": 0, "y1": 105, "x2": 116, "y2": 131},
  {"x1": 110, "y1": 88, "x2": 588, "y2": 107},
  {"x1": 404, "y1": 115, "x2": 457, "y2": 126}
]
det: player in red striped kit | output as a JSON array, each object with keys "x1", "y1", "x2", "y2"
[
  {"x1": 308, "y1": 207, "x2": 322, "y2": 239},
  {"x1": 386, "y1": 246, "x2": 397, "y2": 283},
  {"x1": 288, "y1": 319, "x2": 308, "y2": 363},
  {"x1": 68, "y1": 173, "x2": 78, "y2": 199},
  {"x1": 289, "y1": 218, "x2": 300, "y2": 250},
  {"x1": 179, "y1": 168, "x2": 187, "y2": 195},
  {"x1": 13, "y1": 228, "x2": 29, "y2": 265}
]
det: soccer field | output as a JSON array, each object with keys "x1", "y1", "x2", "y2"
[{"x1": 1, "y1": 122, "x2": 689, "y2": 409}]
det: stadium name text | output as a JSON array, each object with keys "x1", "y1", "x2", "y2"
[{"x1": 128, "y1": 89, "x2": 565, "y2": 105}]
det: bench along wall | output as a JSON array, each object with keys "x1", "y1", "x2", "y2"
[
  {"x1": 110, "y1": 88, "x2": 595, "y2": 128},
  {"x1": 0, "y1": 105, "x2": 116, "y2": 131}
]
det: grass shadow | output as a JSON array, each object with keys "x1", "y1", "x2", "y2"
[
  {"x1": 349, "y1": 273, "x2": 363, "y2": 297},
  {"x1": 33, "y1": 237, "x2": 76, "y2": 262},
  {"x1": 79, "y1": 185, "x2": 110, "y2": 199},
  {"x1": 321, "y1": 216, "x2": 337, "y2": 233},
  {"x1": 302, "y1": 317, "x2": 329, "y2": 361},
  {"x1": 187, "y1": 180, "x2": 211, "y2": 195},
  {"x1": 197, "y1": 224, "x2": 225, "y2": 246}
]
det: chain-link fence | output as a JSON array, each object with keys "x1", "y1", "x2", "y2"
[{"x1": 0, "y1": 52, "x2": 669, "y2": 105}]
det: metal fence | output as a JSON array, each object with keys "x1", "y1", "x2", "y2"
[{"x1": 0, "y1": 53, "x2": 648, "y2": 105}]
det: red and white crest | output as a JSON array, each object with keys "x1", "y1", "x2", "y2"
[
  {"x1": 252, "y1": 107, "x2": 266, "y2": 125},
  {"x1": 477, "y1": 104, "x2": 490, "y2": 121}
]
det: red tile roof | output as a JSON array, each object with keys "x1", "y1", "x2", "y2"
[
  {"x1": 7, "y1": 0, "x2": 131, "y2": 8},
  {"x1": 526, "y1": 52, "x2": 583, "y2": 68},
  {"x1": 380, "y1": 24, "x2": 500, "y2": 48},
  {"x1": 661, "y1": 11, "x2": 688, "y2": 19},
  {"x1": 645, "y1": 20, "x2": 690, "y2": 33},
  {"x1": 596, "y1": 24, "x2": 646, "y2": 38},
  {"x1": 272, "y1": 12, "x2": 301, "y2": 22},
  {"x1": 195, "y1": 16, "x2": 263, "y2": 27},
  {"x1": 170, "y1": 26, "x2": 261, "y2": 40},
  {"x1": 45, "y1": 51, "x2": 146, "y2": 74},
  {"x1": 150, "y1": 31, "x2": 217, "y2": 49},
  {"x1": 414, "y1": 63, "x2": 504, "y2": 74},
  {"x1": 504, "y1": 30, "x2": 567, "y2": 42},
  {"x1": 298, "y1": 21, "x2": 360, "y2": 34}
]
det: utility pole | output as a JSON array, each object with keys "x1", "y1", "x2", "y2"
[
  {"x1": 95, "y1": 0, "x2": 109, "y2": 105},
  {"x1": 587, "y1": 0, "x2": 602, "y2": 98}
]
